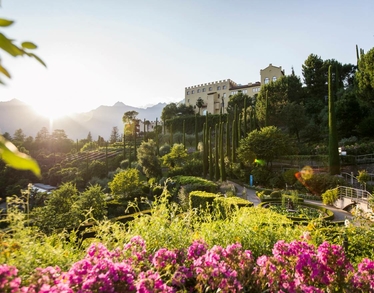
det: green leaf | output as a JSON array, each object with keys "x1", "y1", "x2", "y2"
[
  {"x1": 0, "y1": 135, "x2": 41, "y2": 178},
  {"x1": 0, "y1": 33, "x2": 24, "y2": 57},
  {"x1": 26, "y1": 52, "x2": 47, "y2": 67},
  {"x1": 0, "y1": 64, "x2": 11, "y2": 78},
  {"x1": 21, "y1": 41, "x2": 37, "y2": 49},
  {"x1": 0, "y1": 18, "x2": 14, "y2": 27}
]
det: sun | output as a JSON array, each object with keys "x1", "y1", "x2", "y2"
[{"x1": 31, "y1": 101, "x2": 74, "y2": 120}]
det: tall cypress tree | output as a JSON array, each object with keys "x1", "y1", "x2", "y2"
[
  {"x1": 220, "y1": 122, "x2": 226, "y2": 181},
  {"x1": 243, "y1": 97, "x2": 247, "y2": 136},
  {"x1": 195, "y1": 114, "x2": 198, "y2": 151},
  {"x1": 215, "y1": 124, "x2": 219, "y2": 181},
  {"x1": 183, "y1": 120, "x2": 186, "y2": 148},
  {"x1": 209, "y1": 127, "x2": 213, "y2": 180},
  {"x1": 226, "y1": 121, "x2": 230, "y2": 159},
  {"x1": 328, "y1": 65, "x2": 340, "y2": 175},
  {"x1": 231, "y1": 119, "x2": 236, "y2": 163},
  {"x1": 203, "y1": 122, "x2": 207, "y2": 177},
  {"x1": 155, "y1": 118, "x2": 159, "y2": 156}
]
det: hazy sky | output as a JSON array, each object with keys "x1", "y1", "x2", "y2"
[{"x1": 0, "y1": 0, "x2": 373, "y2": 117}]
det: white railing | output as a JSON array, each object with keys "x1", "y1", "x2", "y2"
[{"x1": 337, "y1": 186, "x2": 372, "y2": 203}]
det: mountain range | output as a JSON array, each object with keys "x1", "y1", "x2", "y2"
[{"x1": 0, "y1": 99, "x2": 166, "y2": 140}]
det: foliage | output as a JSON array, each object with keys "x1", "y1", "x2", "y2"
[
  {"x1": 321, "y1": 188, "x2": 339, "y2": 205},
  {"x1": 137, "y1": 139, "x2": 162, "y2": 179},
  {"x1": 162, "y1": 143, "x2": 188, "y2": 169},
  {"x1": 282, "y1": 168, "x2": 299, "y2": 186},
  {"x1": 0, "y1": 17, "x2": 46, "y2": 85},
  {"x1": 303, "y1": 173, "x2": 346, "y2": 196},
  {"x1": 173, "y1": 175, "x2": 218, "y2": 193},
  {"x1": 238, "y1": 126, "x2": 291, "y2": 167},
  {"x1": 167, "y1": 159, "x2": 203, "y2": 177},
  {"x1": 189, "y1": 191, "x2": 220, "y2": 211},
  {"x1": 0, "y1": 135, "x2": 41, "y2": 178},
  {"x1": 357, "y1": 170, "x2": 371, "y2": 185},
  {"x1": 161, "y1": 102, "x2": 194, "y2": 122},
  {"x1": 356, "y1": 46, "x2": 374, "y2": 106},
  {"x1": 108, "y1": 168, "x2": 142, "y2": 200}
]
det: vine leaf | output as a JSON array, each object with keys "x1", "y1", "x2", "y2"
[{"x1": 0, "y1": 135, "x2": 41, "y2": 178}]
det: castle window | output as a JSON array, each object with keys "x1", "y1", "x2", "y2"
[
  {"x1": 217, "y1": 86, "x2": 221, "y2": 90},
  {"x1": 197, "y1": 89, "x2": 200, "y2": 93},
  {"x1": 264, "y1": 78, "x2": 269, "y2": 84},
  {"x1": 209, "y1": 87, "x2": 212, "y2": 91},
  {"x1": 202, "y1": 88, "x2": 206, "y2": 92},
  {"x1": 272, "y1": 76, "x2": 277, "y2": 82},
  {"x1": 187, "y1": 91, "x2": 190, "y2": 95},
  {"x1": 191, "y1": 90, "x2": 195, "y2": 94},
  {"x1": 243, "y1": 90, "x2": 247, "y2": 94},
  {"x1": 223, "y1": 85, "x2": 227, "y2": 90},
  {"x1": 223, "y1": 93, "x2": 226, "y2": 98}
]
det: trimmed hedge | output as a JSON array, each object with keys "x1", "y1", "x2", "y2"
[
  {"x1": 189, "y1": 191, "x2": 221, "y2": 210},
  {"x1": 173, "y1": 176, "x2": 218, "y2": 193}
]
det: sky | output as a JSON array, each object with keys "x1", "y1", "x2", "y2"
[{"x1": 0, "y1": 0, "x2": 373, "y2": 118}]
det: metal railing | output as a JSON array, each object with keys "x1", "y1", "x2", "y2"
[{"x1": 337, "y1": 186, "x2": 372, "y2": 203}]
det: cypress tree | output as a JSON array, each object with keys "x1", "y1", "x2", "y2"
[
  {"x1": 220, "y1": 122, "x2": 226, "y2": 181},
  {"x1": 209, "y1": 127, "x2": 213, "y2": 180},
  {"x1": 183, "y1": 120, "x2": 186, "y2": 148},
  {"x1": 226, "y1": 121, "x2": 230, "y2": 159},
  {"x1": 328, "y1": 65, "x2": 340, "y2": 175},
  {"x1": 215, "y1": 124, "x2": 219, "y2": 181},
  {"x1": 243, "y1": 97, "x2": 247, "y2": 136},
  {"x1": 265, "y1": 90, "x2": 269, "y2": 127},
  {"x1": 155, "y1": 118, "x2": 159, "y2": 156},
  {"x1": 202, "y1": 122, "x2": 207, "y2": 177},
  {"x1": 231, "y1": 119, "x2": 236, "y2": 163},
  {"x1": 195, "y1": 114, "x2": 198, "y2": 151}
]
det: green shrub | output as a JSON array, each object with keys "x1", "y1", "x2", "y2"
[
  {"x1": 214, "y1": 196, "x2": 253, "y2": 219},
  {"x1": 189, "y1": 191, "x2": 221, "y2": 210},
  {"x1": 173, "y1": 176, "x2": 218, "y2": 193},
  {"x1": 305, "y1": 173, "x2": 346, "y2": 196},
  {"x1": 321, "y1": 188, "x2": 339, "y2": 205},
  {"x1": 282, "y1": 168, "x2": 299, "y2": 186},
  {"x1": 270, "y1": 190, "x2": 282, "y2": 199}
]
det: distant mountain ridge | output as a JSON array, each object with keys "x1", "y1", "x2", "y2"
[{"x1": 0, "y1": 99, "x2": 166, "y2": 140}]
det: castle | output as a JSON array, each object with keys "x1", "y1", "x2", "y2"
[{"x1": 185, "y1": 64, "x2": 285, "y2": 115}]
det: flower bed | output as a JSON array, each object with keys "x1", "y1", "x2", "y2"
[{"x1": 1, "y1": 236, "x2": 373, "y2": 292}]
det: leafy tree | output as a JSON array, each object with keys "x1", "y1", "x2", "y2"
[
  {"x1": 122, "y1": 111, "x2": 139, "y2": 136},
  {"x1": 12, "y1": 129, "x2": 26, "y2": 146},
  {"x1": 86, "y1": 132, "x2": 93, "y2": 142},
  {"x1": 31, "y1": 182, "x2": 79, "y2": 232},
  {"x1": 109, "y1": 126, "x2": 120, "y2": 144},
  {"x1": 108, "y1": 168, "x2": 142, "y2": 200},
  {"x1": 162, "y1": 143, "x2": 188, "y2": 169},
  {"x1": 137, "y1": 139, "x2": 162, "y2": 179},
  {"x1": 227, "y1": 92, "x2": 251, "y2": 120},
  {"x1": 255, "y1": 75, "x2": 304, "y2": 128},
  {"x1": 237, "y1": 126, "x2": 290, "y2": 168},
  {"x1": 280, "y1": 102, "x2": 308, "y2": 142},
  {"x1": 356, "y1": 46, "x2": 374, "y2": 106},
  {"x1": 196, "y1": 98, "x2": 204, "y2": 115},
  {"x1": 76, "y1": 184, "x2": 107, "y2": 221},
  {"x1": 88, "y1": 160, "x2": 107, "y2": 179},
  {"x1": 161, "y1": 103, "x2": 178, "y2": 121},
  {"x1": 302, "y1": 54, "x2": 327, "y2": 119}
]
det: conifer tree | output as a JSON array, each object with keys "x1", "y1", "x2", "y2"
[
  {"x1": 209, "y1": 127, "x2": 213, "y2": 180},
  {"x1": 328, "y1": 65, "x2": 340, "y2": 175},
  {"x1": 215, "y1": 124, "x2": 220, "y2": 181}
]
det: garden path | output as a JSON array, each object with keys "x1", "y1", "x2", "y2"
[{"x1": 227, "y1": 181, "x2": 353, "y2": 222}]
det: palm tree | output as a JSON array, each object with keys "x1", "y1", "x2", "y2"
[{"x1": 196, "y1": 98, "x2": 204, "y2": 115}]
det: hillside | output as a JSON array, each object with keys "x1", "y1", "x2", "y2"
[{"x1": 0, "y1": 99, "x2": 166, "y2": 140}]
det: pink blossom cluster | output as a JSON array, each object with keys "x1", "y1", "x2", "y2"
[{"x1": 1, "y1": 237, "x2": 374, "y2": 292}]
